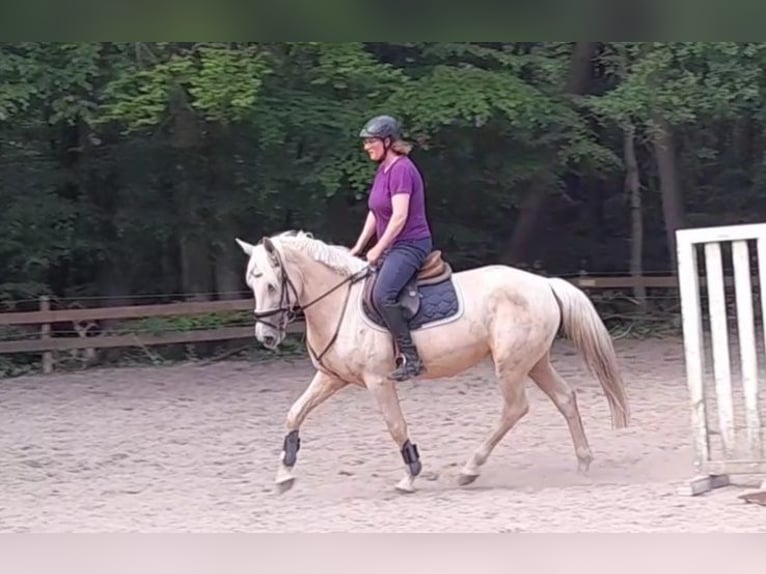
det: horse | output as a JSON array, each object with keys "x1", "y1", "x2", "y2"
[{"x1": 235, "y1": 230, "x2": 630, "y2": 494}]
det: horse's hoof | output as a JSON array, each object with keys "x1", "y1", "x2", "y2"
[
  {"x1": 577, "y1": 457, "x2": 592, "y2": 474},
  {"x1": 276, "y1": 477, "x2": 295, "y2": 494},
  {"x1": 457, "y1": 472, "x2": 479, "y2": 486},
  {"x1": 395, "y1": 475, "x2": 416, "y2": 494},
  {"x1": 275, "y1": 463, "x2": 296, "y2": 493}
]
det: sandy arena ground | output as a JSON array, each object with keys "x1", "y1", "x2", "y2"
[{"x1": 1, "y1": 335, "x2": 764, "y2": 532}]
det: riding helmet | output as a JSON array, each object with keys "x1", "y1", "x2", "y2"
[{"x1": 359, "y1": 115, "x2": 401, "y2": 140}]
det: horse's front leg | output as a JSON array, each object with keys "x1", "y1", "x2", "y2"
[
  {"x1": 366, "y1": 378, "x2": 422, "y2": 494},
  {"x1": 275, "y1": 370, "x2": 348, "y2": 493}
]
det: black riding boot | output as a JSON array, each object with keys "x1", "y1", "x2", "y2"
[{"x1": 379, "y1": 301, "x2": 425, "y2": 381}]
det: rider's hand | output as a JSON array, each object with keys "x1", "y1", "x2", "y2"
[{"x1": 366, "y1": 247, "x2": 382, "y2": 265}]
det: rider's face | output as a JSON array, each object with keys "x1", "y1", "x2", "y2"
[{"x1": 363, "y1": 137, "x2": 386, "y2": 161}]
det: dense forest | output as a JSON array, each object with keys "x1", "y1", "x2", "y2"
[{"x1": 2, "y1": 42, "x2": 765, "y2": 311}]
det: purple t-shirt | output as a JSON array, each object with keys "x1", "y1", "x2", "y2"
[{"x1": 368, "y1": 156, "x2": 431, "y2": 243}]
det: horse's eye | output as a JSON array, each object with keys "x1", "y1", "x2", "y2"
[{"x1": 268, "y1": 283, "x2": 277, "y2": 293}]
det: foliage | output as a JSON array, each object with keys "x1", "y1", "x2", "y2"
[
  {"x1": 2, "y1": 42, "x2": 766, "y2": 369},
  {"x1": 586, "y1": 42, "x2": 766, "y2": 129},
  {"x1": 98, "y1": 43, "x2": 273, "y2": 129},
  {"x1": 117, "y1": 311, "x2": 251, "y2": 335}
]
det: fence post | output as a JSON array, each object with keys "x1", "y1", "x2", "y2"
[{"x1": 40, "y1": 296, "x2": 53, "y2": 374}]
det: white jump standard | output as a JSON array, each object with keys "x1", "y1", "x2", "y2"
[{"x1": 676, "y1": 223, "x2": 766, "y2": 496}]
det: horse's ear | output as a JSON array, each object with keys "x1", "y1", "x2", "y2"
[
  {"x1": 262, "y1": 236, "x2": 279, "y2": 265},
  {"x1": 235, "y1": 237, "x2": 254, "y2": 256}
]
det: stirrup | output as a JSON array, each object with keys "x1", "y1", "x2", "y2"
[{"x1": 388, "y1": 353, "x2": 425, "y2": 381}]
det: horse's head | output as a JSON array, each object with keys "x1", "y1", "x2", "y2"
[
  {"x1": 235, "y1": 235, "x2": 303, "y2": 350},
  {"x1": 236, "y1": 230, "x2": 370, "y2": 349}
]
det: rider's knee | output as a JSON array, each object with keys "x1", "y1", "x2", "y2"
[{"x1": 372, "y1": 282, "x2": 394, "y2": 308}]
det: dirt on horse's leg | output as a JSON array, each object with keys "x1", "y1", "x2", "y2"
[
  {"x1": 275, "y1": 370, "x2": 348, "y2": 493},
  {"x1": 529, "y1": 354, "x2": 593, "y2": 472},
  {"x1": 367, "y1": 378, "x2": 421, "y2": 493},
  {"x1": 458, "y1": 365, "x2": 529, "y2": 486}
]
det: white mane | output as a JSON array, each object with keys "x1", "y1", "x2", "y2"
[{"x1": 271, "y1": 230, "x2": 367, "y2": 277}]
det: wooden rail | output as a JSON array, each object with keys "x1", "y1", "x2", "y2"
[
  {"x1": 0, "y1": 274, "x2": 690, "y2": 373},
  {"x1": 0, "y1": 298, "x2": 254, "y2": 326}
]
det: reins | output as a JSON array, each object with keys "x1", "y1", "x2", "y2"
[{"x1": 251, "y1": 243, "x2": 372, "y2": 379}]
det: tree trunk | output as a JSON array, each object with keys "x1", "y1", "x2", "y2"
[
  {"x1": 624, "y1": 124, "x2": 646, "y2": 309},
  {"x1": 214, "y1": 251, "x2": 241, "y2": 301},
  {"x1": 505, "y1": 178, "x2": 549, "y2": 265},
  {"x1": 733, "y1": 116, "x2": 753, "y2": 172},
  {"x1": 171, "y1": 107, "x2": 212, "y2": 301},
  {"x1": 503, "y1": 42, "x2": 597, "y2": 264},
  {"x1": 46, "y1": 122, "x2": 81, "y2": 294},
  {"x1": 652, "y1": 118, "x2": 685, "y2": 270},
  {"x1": 566, "y1": 42, "x2": 598, "y2": 94},
  {"x1": 177, "y1": 189, "x2": 212, "y2": 302},
  {"x1": 204, "y1": 128, "x2": 243, "y2": 301}
]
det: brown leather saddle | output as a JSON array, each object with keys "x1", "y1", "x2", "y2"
[{"x1": 362, "y1": 250, "x2": 453, "y2": 320}]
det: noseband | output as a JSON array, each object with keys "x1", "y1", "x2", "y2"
[{"x1": 250, "y1": 241, "x2": 371, "y2": 376}]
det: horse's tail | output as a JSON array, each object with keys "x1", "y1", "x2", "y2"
[{"x1": 547, "y1": 277, "x2": 631, "y2": 429}]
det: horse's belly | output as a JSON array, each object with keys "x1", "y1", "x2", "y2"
[{"x1": 415, "y1": 316, "x2": 491, "y2": 379}]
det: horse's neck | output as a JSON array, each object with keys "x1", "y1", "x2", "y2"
[{"x1": 291, "y1": 254, "x2": 354, "y2": 340}]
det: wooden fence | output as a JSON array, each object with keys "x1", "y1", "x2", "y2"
[{"x1": 0, "y1": 274, "x2": 684, "y2": 374}]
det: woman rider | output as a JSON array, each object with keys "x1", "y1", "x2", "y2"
[{"x1": 350, "y1": 114, "x2": 433, "y2": 382}]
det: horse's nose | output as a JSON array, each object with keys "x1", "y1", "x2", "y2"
[{"x1": 262, "y1": 333, "x2": 277, "y2": 348}]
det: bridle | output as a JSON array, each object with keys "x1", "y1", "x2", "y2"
[{"x1": 249, "y1": 241, "x2": 372, "y2": 377}]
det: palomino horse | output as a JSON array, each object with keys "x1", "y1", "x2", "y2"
[{"x1": 235, "y1": 230, "x2": 630, "y2": 494}]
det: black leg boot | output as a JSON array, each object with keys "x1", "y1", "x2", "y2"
[{"x1": 379, "y1": 302, "x2": 425, "y2": 381}]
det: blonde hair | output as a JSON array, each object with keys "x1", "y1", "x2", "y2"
[{"x1": 390, "y1": 139, "x2": 413, "y2": 155}]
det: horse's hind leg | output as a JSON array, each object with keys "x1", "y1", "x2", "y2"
[
  {"x1": 458, "y1": 365, "x2": 530, "y2": 486},
  {"x1": 529, "y1": 353, "x2": 593, "y2": 472}
]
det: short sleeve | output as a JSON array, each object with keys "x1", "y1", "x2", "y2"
[{"x1": 387, "y1": 161, "x2": 416, "y2": 196}]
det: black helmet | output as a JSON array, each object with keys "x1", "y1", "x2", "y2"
[{"x1": 359, "y1": 115, "x2": 401, "y2": 140}]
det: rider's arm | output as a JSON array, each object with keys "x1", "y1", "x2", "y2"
[
  {"x1": 372, "y1": 194, "x2": 409, "y2": 254},
  {"x1": 351, "y1": 210, "x2": 377, "y2": 255}
]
